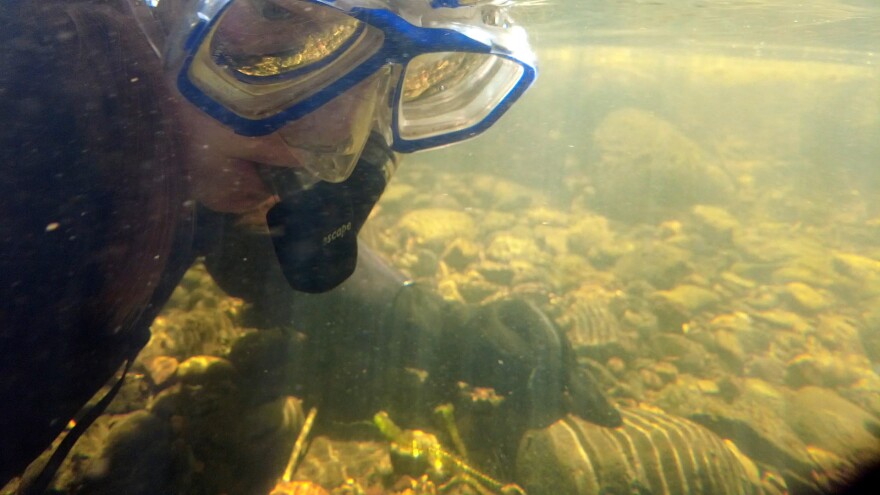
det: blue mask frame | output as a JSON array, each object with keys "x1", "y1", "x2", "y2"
[{"x1": 172, "y1": 0, "x2": 537, "y2": 152}]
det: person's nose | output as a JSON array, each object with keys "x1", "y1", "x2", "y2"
[
  {"x1": 280, "y1": 69, "x2": 391, "y2": 155},
  {"x1": 277, "y1": 68, "x2": 392, "y2": 182}
]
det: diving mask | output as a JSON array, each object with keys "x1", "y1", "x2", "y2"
[{"x1": 141, "y1": 0, "x2": 537, "y2": 152}]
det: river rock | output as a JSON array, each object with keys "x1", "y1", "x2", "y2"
[
  {"x1": 650, "y1": 334, "x2": 710, "y2": 374},
  {"x1": 589, "y1": 108, "x2": 735, "y2": 223},
  {"x1": 75, "y1": 411, "x2": 175, "y2": 495},
  {"x1": 814, "y1": 314, "x2": 867, "y2": 355},
  {"x1": 691, "y1": 204, "x2": 741, "y2": 244},
  {"x1": 177, "y1": 355, "x2": 237, "y2": 385},
  {"x1": 555, "y1": 284, "x2": 623, "y2": 355},
  {"x1": 652, "y1": 284, "x2": 721, "y2": 329},
  {"x1": 744, "y1": 355, "x2": 787, "y2": 384},
  {"x1": 783, "y1": 282, "x2": 833, "y2": 313},
  {"x1": 517, "y1": 408, "x2": 763, "y2": 495},
  {"x1": 396, "y1": 208, "x2": 476, "y2": 248},
  {"x1": 378, "y1": 182, "x2": 416, "y2": 209},
  {"x1": 485, "y1": 232, "x2": 545, "y2": 264},
  {"x1": 566, "y1": 214, "x2": 616, "y2": 258},
  {"x1": 858, "y1": 303, "x2": 880, "y2": 363},
  {"x1": 786, "y1": 387, "x2": 880, "y2": 475},
  {"x1": 294, "y1": 436, "x2": 392, "y2": 490},
  {"x1": 144, "y1": 356, "x2": 179, "y2": 388},
  {"x1": 440, "y1": 238, "x2": 481, "y2": 271},
  {"x1": 613, "y1": 241, "x2": 691, "y2": 289}
]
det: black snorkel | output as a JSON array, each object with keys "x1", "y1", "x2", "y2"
[{"x1": 262, "y1": 131, "x2": 397, "y2": 293}]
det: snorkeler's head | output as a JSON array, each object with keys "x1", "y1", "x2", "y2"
[{"x1": 128, "y1": 0, "x2": 537, "y2": 157}]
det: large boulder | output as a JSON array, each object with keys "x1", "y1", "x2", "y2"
[{"x1": 589, "y1": 108, "x2": 735, "y2": 223}]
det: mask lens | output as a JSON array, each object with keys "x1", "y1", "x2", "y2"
[
  {"x1": 398, "y1": 52, "x2": 525, "y2": 140},
  {"x1": 186, "y1": 0, "x2": 384, "y2": 120},
  {"x1": 211, "y1": 0, "x2": 363, "y2": 79}
]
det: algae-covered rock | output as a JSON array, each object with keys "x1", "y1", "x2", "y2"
[
  {"x1": 613, "y1": 241, "x2": 691, "y2": 289},
  {"x1": 712, "y1": 330, "x2": 747, "y2": 369},
  {"x1": 744, "y1": 355, "x2": 787, "y2": 384},
  {"x1": 76, "y1": 411, "x2": 175, "y2": 495},
  {"x1": 443, "y1": 269, "x2": 499, "y2": 304},
  {"x1": 396, "y1": 208, "x2": 476, "y2": 248},
  {"x1": 786, "y1": 387, "x2": 880, "y2": 470},
  {"x1": 440, "y1": 238, "x2": 481, "y2": 271},
  {"x1": 785, "y1": 353, "x2": 859, "y2": 388},
  {"x1": 377, "y1": 182, "x2": 416, "y2": 209},
  {"x1": 655, "y1": 284, "x2": 721, "y2": 315},
  {"x1": 144, "y1": 356, "x2": 179, "y2": 388},
  {"x1": 650, "y1": 334, "x2": 710, "y2": 374},
  {"x1": 652, "y1": 284, "x2": 721, "y2": 329},
  {"x1": 832, "y1": 252, "x2": 880, "y2": 298},
  {"x1": 555, "y1": 284, "x2": 624, "y2": 356},
  {"x1": 815, "y1": 314, "x2": 867, "y2": 356},
  {"x1": 525, "y1": 206, "x2": 570, "y2": 227},
  {"x1": 589, "y1": 108, "x2": 735, "y2": 223},
  {"x1": 236, "y1": 397, "x2": 304, "y2": 493},
  {"x1": 177, "y1": 355, "x2": 238, "y2": 385},
  {"x1": 860, "y1": 303, "x2": 880, "y2": 363},
  {"x1": 141, "y1": 307, "x2": 239, "y2": 362},
  {"x1": 294, "y1": 436, "x2": 392, "y2": 490},
  {"x1": 517, "y1": 408, "x2": 762, "y2": 495},
  {"x1": 691, "y1": 204, "x2": 741, "y2": 243},
  {"x1": 473, "y1": 259, "x2": 514, "y2": 286},
  {"x1": 751, "y1": 309, "x2": 811, "y2": 333},
  {"x1": 396, "y1": 247, "x2": 439, "y2": 279},
  {"x1": 565, "y1": 214, "x2": 616, "y2": 256},
  {"x1": 771, "y1": 262, "x2": 836, "y2": 288},
  {"x1": 480, "y1": 210, "x2": 518, "y2": 233},
  {"x1": 833, "y1": 252, "x2": 880, "y2": 279},
  {"x1": 471, "y1": 174, "x2": 536, "y2": 211},
  {"x1": 709, "y1": 311, "x2": 754, "y2": 333},
  {"x1": 783, "y1": 282, "x2": 833, "y2": 313},
  {"x1": 652, "y1": 360, "x2": 679, "y2": 383},
  {"x1": 485, "y1": 232, "x2": 544, "y2": 264}
]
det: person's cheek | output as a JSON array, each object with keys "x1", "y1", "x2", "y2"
[{"x1": 190, "y1": 155, "x2": 274, "y2": 214}]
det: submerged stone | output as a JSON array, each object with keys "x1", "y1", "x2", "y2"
[
  {"x1": 517, "y1": 408, "x2": 762, "y2": 495},
  {"x1": 485, "y1": 233, "x2": 544, "y2": 264},
  {"x1": 589, "y1": 108, "x2": 735, "y2": 223},
  {"x1": 787, "y1": 387, "x2": 880, "y2": 471},
  {"x1": 144, "y1": 356, "x2": 178, "y2": 388},
  {"x1": 783, "y1": 282, "x2": 833, "y2": 313},
  {"x1": 652, "y1": 284, "x2": 721, "y2": 330},
  {"x1": 691, "y1": 204, "x2": 741, "y2": 243},
  {"x1": 177, "y1": 355, "x2": 237, "y2": 385},
  {"x1": 613, "y1": 241, "x2": 691, "y2": 289},
  {"x1": 397, "y1": 208, "x2": 476, "y2": 247},
  {"x1": 785, "y1": 353, "x2": 866, "y2": 389}
]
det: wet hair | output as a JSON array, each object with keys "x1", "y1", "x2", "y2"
[{"x1": 0, "y1": 0, "x2": 193, "y2": 484}]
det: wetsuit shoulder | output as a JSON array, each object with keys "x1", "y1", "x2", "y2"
[{"x1": 0, "y1": 2, "x2": 195, "y2": 483}]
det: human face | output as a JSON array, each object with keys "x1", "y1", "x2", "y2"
[{"x1": 177, "y1": 69, "x2": 389, "y2": 216}]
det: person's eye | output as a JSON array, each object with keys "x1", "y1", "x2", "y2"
[{"x1": 261, "y1": 1, "x2": 294, "y2": 20}]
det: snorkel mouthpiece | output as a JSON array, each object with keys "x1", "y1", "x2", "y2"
[{"x1": 264, "y1": 132, "x2": 396, "y2": 293}]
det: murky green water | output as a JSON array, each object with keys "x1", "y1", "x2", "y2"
[
  {"x1": 26, "y1": 2, "x2": 880, "y2": 494},
  {"x1": 377, "y1": 1, "x2": 880, "y2": 494}
]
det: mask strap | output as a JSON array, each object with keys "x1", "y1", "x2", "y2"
[
  {"x1": 17, "y1": 355, "x2": 137, "y2": 495},
  {"x1": 124, "y1": 0, "x2": 165, "y2": 60}
]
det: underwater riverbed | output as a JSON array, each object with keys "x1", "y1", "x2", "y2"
[{"x1": 7, "y1": 2, "x2": 880, "y2": 494}]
